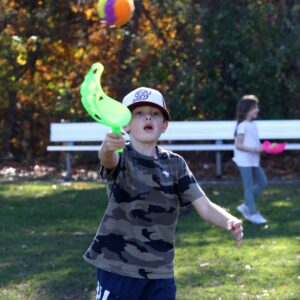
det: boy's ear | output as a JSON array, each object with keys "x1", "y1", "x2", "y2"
[{"x1": 162, "y1": 120, "x2": 168, "y2": 133}]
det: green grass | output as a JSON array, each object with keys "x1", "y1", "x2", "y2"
[{"x1": 0, "y1": 181, "x2": 299, "y2": 300}]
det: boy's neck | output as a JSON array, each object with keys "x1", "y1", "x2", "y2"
[{"x1": 130, "y1": 140, "x2": 157, "y2": 157}]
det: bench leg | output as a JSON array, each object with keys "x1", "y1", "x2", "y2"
[
  {"x1": 215, "y1": 140, "x2": 223, "y2": 178},
  {"x1": 216, "y1": 151, "x2": 222, "y2": 178},
  {"x1": 66, "y1": 152, "x2": 72, "y2": 180}
]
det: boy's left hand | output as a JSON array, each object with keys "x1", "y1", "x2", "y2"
[{"x1": 227, "y1": 219, "x2": 243, "y2": 248}]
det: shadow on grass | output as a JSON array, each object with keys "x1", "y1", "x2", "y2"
[
  {"x1": 173, "y1": 183, "x2": 300, "y2": 299},
  {"x1": 0, "y1": 185, "x2": 106, "y2": 299},
  {"x1": 0, "y1": 182, "x2": 299, "y2": 299}
]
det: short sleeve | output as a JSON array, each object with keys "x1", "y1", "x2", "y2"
[
  {"x1": 175, "y1": 156, "x2": 205, "y2": 207},
  {"x1": 236, "y1": 122, "x2": 246, "y2": 135},
  {"x1": 99, "y1": 154, "x2": 123, "y2": 181}
]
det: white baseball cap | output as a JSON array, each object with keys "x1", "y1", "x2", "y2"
[{"x1": 122, "y1": 87, "x2": 170, "y2": 120}]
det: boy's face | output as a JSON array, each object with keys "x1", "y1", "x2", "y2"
[
  {"x1": 125, "y1": 105, "x2": 168, "y2": 143},
  {"x1": 247, "y1": 103, "x2": 259, "y2": 120}
]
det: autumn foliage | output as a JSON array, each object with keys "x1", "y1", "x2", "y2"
[{"x1": 0, "y1": 0, "x2": 299, "y2": 161}]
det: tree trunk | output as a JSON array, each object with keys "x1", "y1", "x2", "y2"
[{"x1": 2, "y1": 91, "x2": 17, "y2": 159}]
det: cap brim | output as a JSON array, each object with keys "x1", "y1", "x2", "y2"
[{"x1": 127, "y1": 102, "x2": 170, "y2": 120}]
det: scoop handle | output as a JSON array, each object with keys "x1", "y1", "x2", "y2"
[{"x1": 112, "y1": 127, "x2": 123, "y2": 153}]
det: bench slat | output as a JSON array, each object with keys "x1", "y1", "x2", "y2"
[
  {"x1": 49, "y1": 120, "x2": 300, "y2": 142},
  {"x1": 47, "y1": 143, "x2": 300, "y2": 152},
  {"x1": 47, "y1": 144, "x2": 234, "y2": 152}
]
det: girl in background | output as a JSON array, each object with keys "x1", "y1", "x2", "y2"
[{"x1": 233, "y1": 95, "x2": 268, "y2": 224}]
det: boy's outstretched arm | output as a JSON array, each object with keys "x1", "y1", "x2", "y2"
[
  {"x1": 98, "y1": 133, "x2": 125, "y2": 169},
  {"x1": 192, "y1": 196, "x2": 243, "y2": 247}
]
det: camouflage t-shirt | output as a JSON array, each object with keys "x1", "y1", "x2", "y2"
[{"x1": 83, "y1": 143, "x2": 205, "y2": 279}]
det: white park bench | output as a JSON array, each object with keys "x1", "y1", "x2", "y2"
[{"x1": 47, "y1": 120, "x2": 300, "y2": 179}]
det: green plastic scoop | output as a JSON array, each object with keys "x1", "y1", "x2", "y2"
[{"x1": 80, "y1": 62, "x2": 131, "y2": 137}]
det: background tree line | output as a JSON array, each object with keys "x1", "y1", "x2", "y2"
[{"x1": 1, "y1": 0, "x2": 299, "y2": 162}]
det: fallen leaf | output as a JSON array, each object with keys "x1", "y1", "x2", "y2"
[
  {"x1": 200, "y1": 262, "x2": 210, "y2": 268},
  {"x1": 282, "y1": 285, "x2": 289, "y2": 290}
]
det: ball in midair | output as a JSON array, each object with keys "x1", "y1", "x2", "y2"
[{"x1": 98, "y1": 0, "x2": 135, "y2": 27}]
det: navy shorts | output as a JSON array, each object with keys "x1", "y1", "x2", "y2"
[{"x1": 96, "y1": 268, "x2": 176, "y2": 300}]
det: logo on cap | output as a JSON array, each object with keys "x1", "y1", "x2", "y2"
[{"x1": 133, "y1": 89, "x2": 151, "y2": 103}]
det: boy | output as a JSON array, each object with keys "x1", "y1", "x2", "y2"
[{"x1": 84, "y1": 87, "x2": 243, "y2": 300}]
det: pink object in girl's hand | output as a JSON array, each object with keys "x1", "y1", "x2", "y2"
[{"x1": 262, "y1": 141, "x2": 287, "y2": 154}]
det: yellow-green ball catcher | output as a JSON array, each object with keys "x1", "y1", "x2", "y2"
[{"x1": 80, "y1": 62, "x2": 131, "y2": 136}]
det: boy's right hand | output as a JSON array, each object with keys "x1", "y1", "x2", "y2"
[
  {"x1": 102, "y1": 132, "x2": 126, "y2": 152},
  {"x1": 98, "y1": 133, "x2": 125, "y2": 169}
]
